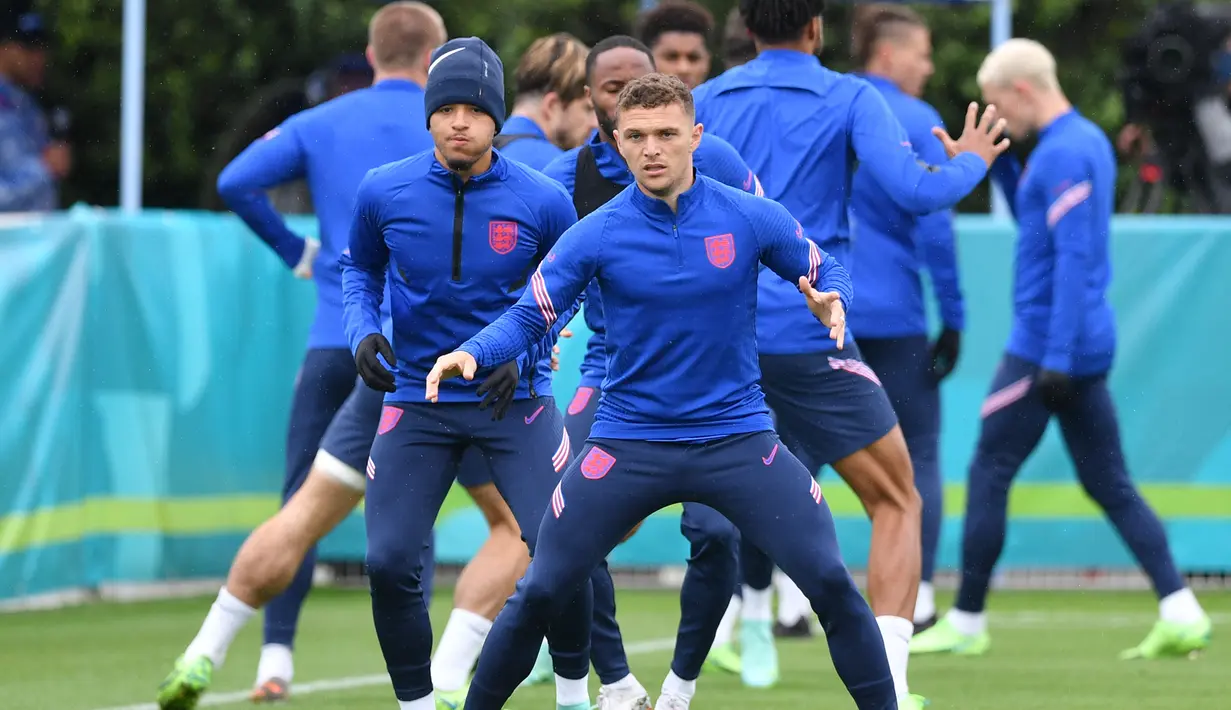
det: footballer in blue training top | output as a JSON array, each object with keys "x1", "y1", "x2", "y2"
[
  {"x1": 428, "y1": 72, "x2": 900, "y2": 710},
  {"x1": 339, "y1": 37, "x2": 593, "y2": 710},
  {"x1": 534, "y1": 35, "x2": 763, "y2": 707},
  {"x1": 845, "y1": 4, "x2": 966, "y2": 638},
  {"x1": 911, "y1": 37, "x2": 1212, "y2": 663}
]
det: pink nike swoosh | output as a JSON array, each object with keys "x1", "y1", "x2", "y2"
[
  {"x1": 762, "y1": 443, "x2": 779, "y2": 466},
  {"x1": 525, "y1": 405, "x2": 545, "y2": 425}
]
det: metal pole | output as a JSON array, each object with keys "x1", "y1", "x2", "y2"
[
  {"x1": 989, "y1": 0, "x2": 1012, "y2": 218},
  {"x1": 120, "y1": 0, "x2": 147, "y2": 213}
]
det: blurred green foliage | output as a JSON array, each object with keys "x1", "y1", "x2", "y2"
[{"x1": 36, "y1": 0, "x2": 1161, "y2": 210}]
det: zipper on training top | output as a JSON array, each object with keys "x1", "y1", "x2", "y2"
[{"x1": 451, "y1": 180, "x2": 465, "y2": 282}]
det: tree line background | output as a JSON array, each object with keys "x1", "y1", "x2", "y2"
[{"x1": 37, "y1": 0, "x2": 1162, "y2": 212}]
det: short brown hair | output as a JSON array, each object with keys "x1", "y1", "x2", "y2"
[
  {"x1": 616, "y1": 72, "x2": 695, "y2": 118},
  {"x1": 514, "y1": 33, "x2": 590, "y2": 105},
  {"x1": 368, "y1": 1, "x2": 447, "y2": 72},
  {"x1": 851, "y1": 4, "x2": 926, "y2": 67}
]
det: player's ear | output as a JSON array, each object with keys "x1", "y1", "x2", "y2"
[
  {"x1": 691, "y1": 121, "x2": 703, "y2": 153},
  {"x1": 542, "y1": 91, "x2": 561, "y2": 119}
]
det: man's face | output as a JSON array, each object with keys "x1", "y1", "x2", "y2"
[
  {"x1": 547, "y1": 95, "x2": 597, "y2": 150},
  {"x1": 885, "y1": 26, "x2": 934, "y2": 98},
  {"x1": 0, "y1": 42, "x2": 47, "y2": 89},
  {"x1": 588, "y1": 47, "x2": 655, "y2": 139},
  {"x1": 429, "y1": 104, "x2": 496, "y2": 172},
  {"x1": 980, "y1": 80, "x2": 1032, "y2": 138},
  {"x1": 651, "y1": 32, "x2": 711, "y2": 90},
  {"x1": 615, "y1": 102, "x2": 701, "y2": 197}
]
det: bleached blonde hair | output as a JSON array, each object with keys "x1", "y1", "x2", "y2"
[{"x1": 977, "y1": 38, "x2": 1060, "y2": 92}]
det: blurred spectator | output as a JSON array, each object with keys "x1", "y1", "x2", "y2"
[
  {"x1": 721, "y1": 7, "x2": 757, "y2": 70},
  {"x1": 0, "y1": 10, "x2": 68, "y2": 212},
  {"x1": 634, "y1": 0, "x2": 714, "y2": 89}
]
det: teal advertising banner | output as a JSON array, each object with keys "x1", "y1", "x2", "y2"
[{"x1": 1, "y1": 208, "x2": 1229, "y2": 603}]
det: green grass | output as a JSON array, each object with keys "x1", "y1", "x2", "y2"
[{"x1": 0, "y1": 587, "x2": 1226, "y2": 710}]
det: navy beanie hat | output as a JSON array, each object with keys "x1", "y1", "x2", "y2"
[{"x1": 425, "y1": 37, "x2": 506, "y2": 133}]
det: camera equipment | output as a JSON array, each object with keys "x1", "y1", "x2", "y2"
[{"x1": 1120, "y1": 1, "x2": 1231, "y2": 213}]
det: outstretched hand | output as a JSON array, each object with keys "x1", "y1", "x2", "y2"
[
  {"x1": 932, "y1": 102, "x2": 1011, "y2": 167},
  {"x1": 798, "y1": 276, "x2": 845, "y2": 350},
  {"x1": 425, "y1": 351, "x2": 478, "y2": 403}
]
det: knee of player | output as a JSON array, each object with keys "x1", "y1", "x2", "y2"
[
  {"x1": 704, "y1": 520, "x2": 740, "y2": 555},
  {"x1": 365, "y1": 551, "x2": 427, "y2": 594}
]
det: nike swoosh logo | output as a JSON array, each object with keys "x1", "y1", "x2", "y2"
[
  {"x1": 429, "y1": 47, "x2": 466, "y2": 74},
  {"x1": 762, "y1": 443, "x2": 778, "y2": 466},
  {"x1": 525, "y1": 405, "x2": 545, "y2": 425}
]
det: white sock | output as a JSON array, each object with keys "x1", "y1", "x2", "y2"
[
  {"x1": 946, "y1": 608, "x2": 986, "y2": 636},
  {"x1": 774, "y1": 573, "x2": 810, "y2": 625},
  {"x1": 1159, "y1": 588, "x2": 1205, "y2": 624},
  {"x1": 255, "y1": 643, "x2": 294, "y2": 686},
  {"x1": 661, "y1": 670, "x2": 696, "y2": 699},
  {"x1": 431, "y1": 609, "x2": 493, "y2": 691},
  {"x1": 399, "y1": 695, "x2": 434, "y2": 710},
  {"x1": 712, "y1": 595, "x2": 741, "y2": 646},
  {"x1": 741, "y1": 586, "x2": 772, "y2": 622},
  {"x1": 184, "y1": 586, "x2": 257, "y2": 668},
  {"x1": 555, "y1": 673, "x2": 589, "y2": 706},
  {"x1": 913, "y1": 581, "x2": 936, "y2": 624},
  {"x1": 876, "y1": 616, "x2": 912, "y2": 698},
  {"x1": 601, "y1": 673, "x2": 642, "y2": 694}
]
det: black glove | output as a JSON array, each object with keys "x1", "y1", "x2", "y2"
[
  {"x1": 1033, "y1": 369, "x2": 1073, "y2": 412},
  {"x1": 930, "y1": 328, "x2": 962, "y2": 382},
  {"x1": 355, "y1": 333, "x2": 396, "y2": 393},
  {"x1": 476, "y1": 360, "x2": 520, "y2": 420}
]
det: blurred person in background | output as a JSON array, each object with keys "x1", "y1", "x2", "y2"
[
  {"x1": 495, "y1": 32, "x2": 596, "y2": 169},
  {"x1": 634, "y1": 1, "x2": 714, "y2": 89},
  {"x1": 721, "y1": 7, "x2": 758, "y2": 70},
  {"x1": 845, "y1": 3, "x2": 963, "y2": 639},
  {"x1": 911, "y1": 37, "x2": 1213, "y2": 664},
  {"x1": 0, "y1": 9, "x2": 69, "y2": 212},
  {"x1": 692, "y1": 0, "x2": 1007, "y2": 704},
  {"x1": 155, "y1": 4, "x2": 452, "y2": 709}
]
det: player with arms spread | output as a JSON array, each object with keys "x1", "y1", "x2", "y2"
[
  {"x1": 428, "y1": 73, "x2": 898, "y2": 710},
  {"x1": 340, "y1": 37, "x2": 591, "y2": 710}
]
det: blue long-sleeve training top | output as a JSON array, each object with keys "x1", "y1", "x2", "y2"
[
  {"x1": 459, "y1": 175, "x2": 852, "y2": 442},
  {"x1": 989, "y1": 110, "x2": 1117, "y2": 376},
  {"x1": 494, "y1": 115, "x2": 562, "y2": 171},
  {"x1": 341, "y1": 150, "x2": 578, "y2": 401},
  {"x1": 217, "y1": 79, "x2": 434, "y2": 350},
  {"x1": 847, "y1": 74, "x2": 965, "y2": 338},
  {"x1": 692, "y1": 49, "x2": 987, "y2": 355},
  {"x1": 542, "y1": 130, "x2": 763, "y2": 388}
]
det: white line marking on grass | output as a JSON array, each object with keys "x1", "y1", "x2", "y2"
[
  {"x1": 88, "y1": 609, "x2": 1231, "y2": 710},
  {"x1": 90, "y1": 638, "x2": 677, "y2": 710}
]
